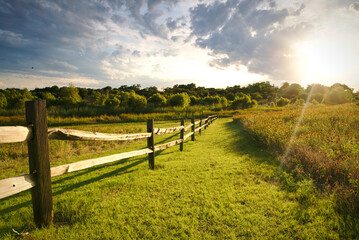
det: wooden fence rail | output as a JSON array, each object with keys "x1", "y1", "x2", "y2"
[{"x1": 0, "y1": 100, "x2": 217, "y2": 227}]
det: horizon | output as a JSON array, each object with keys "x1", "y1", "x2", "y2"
[{"x1": 1, "y1": 0, "x2": 359, "y2": 91}]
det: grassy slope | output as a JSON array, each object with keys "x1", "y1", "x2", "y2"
[{"x1": 0, "y1": 119, "x2": 342, "y2": 239}]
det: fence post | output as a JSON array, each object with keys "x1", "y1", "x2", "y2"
[
  {"x1": 199, "y1": 118, "x2": 202, "y2": 135},
  {"x1": 180, "y1": 119, "x2": 184, "y2": 151},
  {"x1": 147, "y1": 119, "x2": 155, "y2": 170},
  {"x1": 25, "y1": 100, "x2": 53, "y2": 227},
  {"x1": 191, "y1": 118, "x2": 195, "y2": 141}
]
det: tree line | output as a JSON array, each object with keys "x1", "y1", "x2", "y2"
[{"x1": 0, "y1": 81, "x2": 357, "y2": 114}]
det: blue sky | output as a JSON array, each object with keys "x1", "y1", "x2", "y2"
[{"x1": 0, "y1": 0, "x2": 358, "y2": 90}]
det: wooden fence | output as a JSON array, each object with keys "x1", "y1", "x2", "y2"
[{"x1": 0, "y1": 100, "x2": 217, "y2": 227}]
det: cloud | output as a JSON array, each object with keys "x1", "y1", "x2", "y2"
[
  {"x1": 190, "y1": 0, "x2": 310, "y2": 82},
  {"x1": 132, "y1": 50, "x2": 141, "y2": 57},
  {"x1": 350, "y1": 2, "x2": 359, "y2": 11},
  {"x1": 0, "y1": 0, "x2": 184, "y2": 88}
]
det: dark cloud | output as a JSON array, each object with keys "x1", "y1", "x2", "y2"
[
  {"x1": 190, "y1": 0, "x2": 234, "y2": 37},
  {"x1": 0, "y1": 0, "x2": 181, "y2": 86},
  {"x1": 132, "y1": 50, "x2": 141, "y2": 57},
  {"x1": 350, "y1": 2, "x2": 359, "y2": 11},
  {"x1": 125, "y1": 0, "x2": 179, "y2": 38},
  {"x1": 166, "y1": 17, "x2": 178, "y2": 31},
  {"x1": 190, "y1": 0, "x2": 310, "y2": 81},
  {"x1": 111, "y1": 14, "x2": 127, "y2": 24}
]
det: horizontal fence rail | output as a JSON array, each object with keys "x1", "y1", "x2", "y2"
[
  {"x1": 0, "y1": 126, "x2": 33, "y2": 143},
  {"x1": 153, "y1": 126, "x2": 184, "y2": 135},
  {"x1": 48, "y1": 128, "x2": 151, "y2": 141},
  {"x1": 0, "y1": 100, "x2": 217, "y2": 227}
]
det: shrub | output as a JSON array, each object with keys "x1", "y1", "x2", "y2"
[
  {"x1": 59, "y1": 84, "x2": 82, "y2": 105},
  {"x1": 0, "y1": 92, "x2": 7, "y2": 109},
  {"x1": 128, "y1": 92, "x2": 147, "y2": 109},
  {"x1": 167, "y1": 93, "x2": 191, "y2": 108},
  {"x1": 148, "y1": 93, "x2": 166, "y2": 107},
  {"x1": 105, "y1": 97, "x2": 121, "y2": 109},
  {"x1": 311, "y1": 99, "x2": 319, "y2": 105},
  {"x1": 276, "y1": 97, "x2": 290, "y2": 107},
  {"x1": 203, "y1": 96, "x2": 221, "y2": 106},
  {"x1": 220, "y1": 96, "x2": 228, "y2": 107},
  {"x1": 323, "y1": 86, "x2": 353, "y2": 105},
  {"x1": 230, "y1": 93, "x2": 255, "y2": 109},
  {"x1": 294, "y1": 98, "x2": 305, "y2": 106}
]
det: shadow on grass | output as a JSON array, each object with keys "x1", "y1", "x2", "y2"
[
  {"x1": 224, "y1": 121, "x2": 279, "y2": 168},
  {"x1": 226, "y1": 120, "x2": 359, "y2": 238},
  {"x1": 0, "y1": 156, "x2": 147, "y2": 216}
]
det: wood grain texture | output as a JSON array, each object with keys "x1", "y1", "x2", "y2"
[
  {"x1": 184, "y1": 132, "x2": 194, "y2": 141},
  {"x1": 180, "y1": 119, "x2": 184, "y2": 151},
  {"x1": 0, "y1": 174, "x2": 36, "y2": 199},
  {"x1": 191, "y1": 118, "x2": 195, "y2": 141},
  {"x1": 184, "y1": 123, "x2": 193, "y2": 132},
  {"x1": 147, "y1": 119, "x2": 155, "y2": 170},
  {"x1": 50, "y1": 148, "x2": 153, "y2": 177},
  {"x1": 0, "y1": 126, "x2": 33, "y2": 143},
  {"x1": 26, "y1": 100, "x2": 53, "y2": 227},
  {"x1": 48, "y1": 128, "x2": 151, "y2": 141},
  {"x1": 153, "y1": 126, "x2": 184, "y2": 135},
  {"x1": 195, "y1": 123, "x2": 208, "y2": 132},
  {"x1": 154, "y1": 139, "x2": 183, "y2": 151}
]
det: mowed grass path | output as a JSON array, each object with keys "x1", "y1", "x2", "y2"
[{"x1": 1, "y1": 118, "x2": 341, "y2": 239}]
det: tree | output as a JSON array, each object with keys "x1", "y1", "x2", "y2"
[
  {"x1": 94, "y1": 92, "x2": 108, "y2": 106},
  {"x1": 230, "y1": 93, "x2": 256, "y2": 109},
  {"x1": 59, "y1": 84, "x2": 82, "y2": 105},
  {"x1": 148, "y1": 93, "x2": 166, "y2": 107},
  {"x1": 323, "y1": 85, "x2": 354, "y2": 105},
  {"x1": 279, "y1": 83, "x2": 305, "y2": 100},
  {"x1": 220, "y1": 96, "x2": 228, "y2": 107},
  {"x1": 276, "y1": 97, "x2": 290, "y2": 107},
  {"x1": 203, "y1": 96, "x2": 221, "y2": 106},
  {"x1": 167, "y1": 93, "x2": 191, "y2": 108},
  {"x1": 128, "y1": 91, "x2": 147, "y2": 109},
  {"x1": 0, "y1": 92, "x2": 7, "y2": 109},
  {"x1": 4, "y1": 88, "x2": 33, "y2": 109},
  {"x1": 105, "y1": 97, "x2": 121, "y2": 109}
]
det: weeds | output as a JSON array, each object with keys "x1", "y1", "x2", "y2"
[{"x1": 234, "y1": 103, "x2": 359, "y2": 232}]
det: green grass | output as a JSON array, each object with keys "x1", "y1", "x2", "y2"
[
  {"x1": 0, "y1": 118, "x2": 349, "y2": 239},
  {"x1": 233, "y1": 104, "x2": 359, "y2": 225}
]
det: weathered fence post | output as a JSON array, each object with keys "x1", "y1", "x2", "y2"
[
  {"x1": 180, "y1": 119, "x2": 184, "y2": 151},
  {"x1": 191, "y1": 118, "x2": 195, "y2": 141},
  {"x1": 25, "y1": 100, "x2": 53, "y2": 227},
  {"x1": 147, "y1": 119, "x2": 155, "y2": 170},
  {"x1": 199, "y1": 118, "x2": 202, "y2": 135}
]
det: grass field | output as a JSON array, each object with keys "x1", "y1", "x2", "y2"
[
  {"x1": 0, "y1": 120, "x2": 184, "y2": 180},
  {"x1": 0, "y1": 118, "x2": 353, "y2": 239},
  {"x1": 234, "y1": 104, "x2": 359, "y2": 232}
]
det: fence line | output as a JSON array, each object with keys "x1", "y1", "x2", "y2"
[{"x1": 0, "y1": 100, "x2": 217, "y2": 227}]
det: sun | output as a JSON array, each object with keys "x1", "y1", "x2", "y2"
[{"x1": 296, "y1": 40, "x2": 351, "y2": 86}]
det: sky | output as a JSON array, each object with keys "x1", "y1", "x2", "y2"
[{"x1": 0, "y1": 0, "x2": 358, "y2": 90}]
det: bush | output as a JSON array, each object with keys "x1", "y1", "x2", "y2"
[
  {"x1": 220, "y1": 96, "x2": 228, "y2": 107},
  {"x1": 203, "y1": 96, "x2": 221, "y2": 106},
  {"x1": 59, "y1": 84, "x2": 82, "y2": 105},
  {"x1": 323, "y1": 86, "x2": 353, "y2": 105},
  {"x1": 311, "y1": 99, "x2": 319, "y2": 105},
  {"x1": 276, "y1": 97, "x2": 290, "y2": 107},
  {"x1": 0, "y1": 92, "x2": 7, "y2": 109},
  {"x1": 128, "y1": 92, "x2": 147, "y2": 109},
  {"x1": 148, "y1": 93, "x2": 166, "y2": 107},
  {"x1": 230, "y1": 93, "x2": 256, "y2": 109},
  {"x1": 105, "y1": 97, "x2": 121, "y2": 109},
  {"x1": 294, "y1": 98, "x2": 305, "y2": 106},
  {"x1": 167, "y1": 93, "x2": 191, "y2": 108}
]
